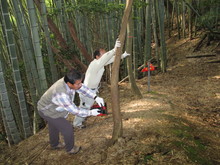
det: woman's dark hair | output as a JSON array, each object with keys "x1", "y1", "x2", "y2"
[
  {"x1": 64, "y1": 69, "x2": 82, "y2": 84},
  {"x1": 93, "y1": 49, "x2": 101, "y2": 59}
]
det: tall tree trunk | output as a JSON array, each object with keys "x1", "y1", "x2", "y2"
[
  {"x1": 11, "y1": 0, "x2": 44, "y2": 134},
  {"x1": 188, "y1": 0, "x2": 193, "y2": 39},
  {"x1": 144, "y1": 0, "x2": 152, "y2": 61},
  {"x1": 126, "y1": 13, "x2": 142, "y2": 99},
  {"x1": 0, "y1": 41, "x2": 19, "y2": 145},
  {"x1": 171, "y1": 0, "x2": 176, "y2": 30},
  {"x1": 1, "y1": 0, "x2": 32, "y2": 138},
  {"x1": 133, "y1": 6, "x2": 141, "y2": 79},
  {"x1": 111, "y1": 0, "x2": 133, "y2": 144},
  {"x1": 176, "y1": 0, "x2": 181, "y2": 39},
  {"x1": 11, "y1": 0, "x2": 41, "y2": 98},
  {"x1": 182, "y1": 0, "x2": 186, "y2": 38},
  {"x1": 0, "y1": 61, "x2": 21, "y2": 144},
  {"x1": 27, "y1": 0, "x2": 48, "y2": 95},
  {"x1": 156, "y1": 0, "x2": 167, "y2": 72},
  {"x1": 40, "y1": 0, "x2": 58, "y2": 83},
  {"x1": 152, "y1": 0, "x2": 160, "y2": 65},
  {"x1": 166, "y1": 0, "x2": 171, "y2": 38},
  {"x1": 55, "y1": 0, "x2": 69, "y2": 42}
]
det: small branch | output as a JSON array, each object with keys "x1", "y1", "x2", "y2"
[
  {"x1": 193, "y1": 34, "x2": 207, "y2": 52},
  {"x1": 186, "y1": 54, "x2": 216, "y2": 58},
  {"x1": 119, "y1": 64, "x2": 145, "y2": 84}
]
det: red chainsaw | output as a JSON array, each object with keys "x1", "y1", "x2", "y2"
[{"x1": 90, "y1": 103, "x2": 108, "y2": 116}]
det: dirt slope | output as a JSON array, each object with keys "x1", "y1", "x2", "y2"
[{"x1": 0, "y1": 35, "x2": 219, "y2": 165}]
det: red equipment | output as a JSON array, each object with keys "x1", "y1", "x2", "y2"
[
  {"x1": 91, "y1": 103, "x2": 108, "y2": 116},
  {"x1": 141, "y1": 63, "x2": 155, "y2": 72}
]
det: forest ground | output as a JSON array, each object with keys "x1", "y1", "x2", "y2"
[{"x1": 0, "y1": 33, "x2": 219, "y2": 165}]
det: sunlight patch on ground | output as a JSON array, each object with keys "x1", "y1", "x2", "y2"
[
  {"x1": 215, "y1": 93, "x2": 220, "y2": 99},
  {"x1": 213, "y1": 75, "x2": 220, "y2": 79},
  {"x1": 123, "y1": 118, "x2": 147, "y2": 129},
  {"x1": 123, "y1": 117, "x2": 170, "y2": 130},
  {"x1": 122, "y1": 99, "x2": 161, "y2": 113}
]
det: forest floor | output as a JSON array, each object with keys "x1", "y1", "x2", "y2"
[{"x1": 0, "y1": 34, "x2": 220, "y2": 165}]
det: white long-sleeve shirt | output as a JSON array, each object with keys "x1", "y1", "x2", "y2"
[
  {"x1": 84, "y1": 49, "x2": 126, "y2": 89},
  {"x1": 83, "y1": 49, "x2": 115, "y2": 88}
]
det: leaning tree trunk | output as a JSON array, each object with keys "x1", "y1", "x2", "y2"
[
  {"x1": 35, "y1": 0, "x2": 90, "y2": 72},
  {"x1": 126, "y1": 13, "x2": 143, "y2": 99},
  {"x1": 110, "y1": 0, "x2": 133, "y2": 144},
  {"x1": 1, "y1": 0, "x2": 32, "y2": 138},
  {"x1": 67, "y1": 20, "x2": 92, "y2": 62}
]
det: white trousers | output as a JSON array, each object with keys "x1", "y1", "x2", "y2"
[{"x1": 73, "y1": 89, "x2": 97, "y2": 127}]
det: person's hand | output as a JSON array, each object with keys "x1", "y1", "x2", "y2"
[
  {"x1": 122, "y1": 51, "x2": 130, "y2": 58},
  {"x1": 113, "y1": 38, "x2": 121, "y2": 51},
  {"x1": 90, "y1": 109, "x2": 101, "y2": 116},
  {"x1": 95, "y1": 96, "x2": 104, "y2": 107}
]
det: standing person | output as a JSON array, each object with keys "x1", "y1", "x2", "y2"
[
  {"x1": 73, "y1": 39, "x2": 130, "y2": 128},
  {"x1": 37, "y1": 69, "x2": 104, "y2": 154}
]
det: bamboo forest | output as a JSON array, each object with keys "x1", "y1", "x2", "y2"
[{"x1": 0, "y1": 0, "x2": 219, "y2": 164}]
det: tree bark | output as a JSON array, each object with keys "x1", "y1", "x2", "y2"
[
  {"x1": 126, "y1": 14, "x2": 143, "y2": 99},
  {"x1": 40, "y1": 0, "x2": 58, "y2": 83},
  {"x1": 2, "y1": 0, "x2": 32, "y2": 138},
  {"x1": 156, "y1": 0, "x2": 167, "y2": 72},
  {"x1": 110, "y1": 0, "x2": 133, "y2": 144}
]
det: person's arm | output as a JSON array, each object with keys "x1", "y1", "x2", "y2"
[
  {"x1": 77, "y1": 84, "x2": 104, "y2": 106},
  {"x1": 95, "y1": 39, "x2": 121, "y2": 68},
  {"x1": 52, "y1": 92, "x2": 91, "y2": 117},
  {"x1": 77, "y1": 84, "x2": 96, "y2": 99},
  {"x1": 105, "y1": 51, "x2": 130, "y2": 66}
]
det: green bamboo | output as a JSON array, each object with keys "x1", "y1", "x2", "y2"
[
  {"x1": 41, "y1": 0, "x2": 58, "y2": 83},
  {"x1": 1, "y1": 0, "x2": 32, "y2": 138},
  {"x1": 133, "y1": 7, "x2": 138, "y2": 78},
  {"x1": 0, "y1": 60, "x2": 21, "y2": 144},
  {"x1": 166, "y1": 0, "x2": 171, "y2": 38},
  {"x1": 26, "y1": 0, "x2": 48, "y2": 95},
  {"x1": 55, "y1": 0, "x2": 67, "y2": 41},
  {"x1": 144, "y1": 0, "x2": 152, "y2": 61},
  {"x1": 182, "y1": 0, "x2": 186, "y2": 38},
  {"x1": 11, "y1": 0, "x2": 41, "y2": 96},
  {"x1": 152, "y1": 0, "x2": 160, "y2": 64},
  {"x1": 0, "y1": 33, "x2": 14, "y2": 145},
  {"x1": 171, "y1": 0, "x2": 175, "y2": 30},
  {"x1": 156, "y1": 0, "x2": 167, "y2": 72},
  {"x1": 11, "y1": 0, "x2": 44, "y2": 134},
  {"x1": 188, "y1": 0, "x2": 193, "y2": 39},
  {"x1": 174, "y1": 0, "x2": 181, "y2": 39}
]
